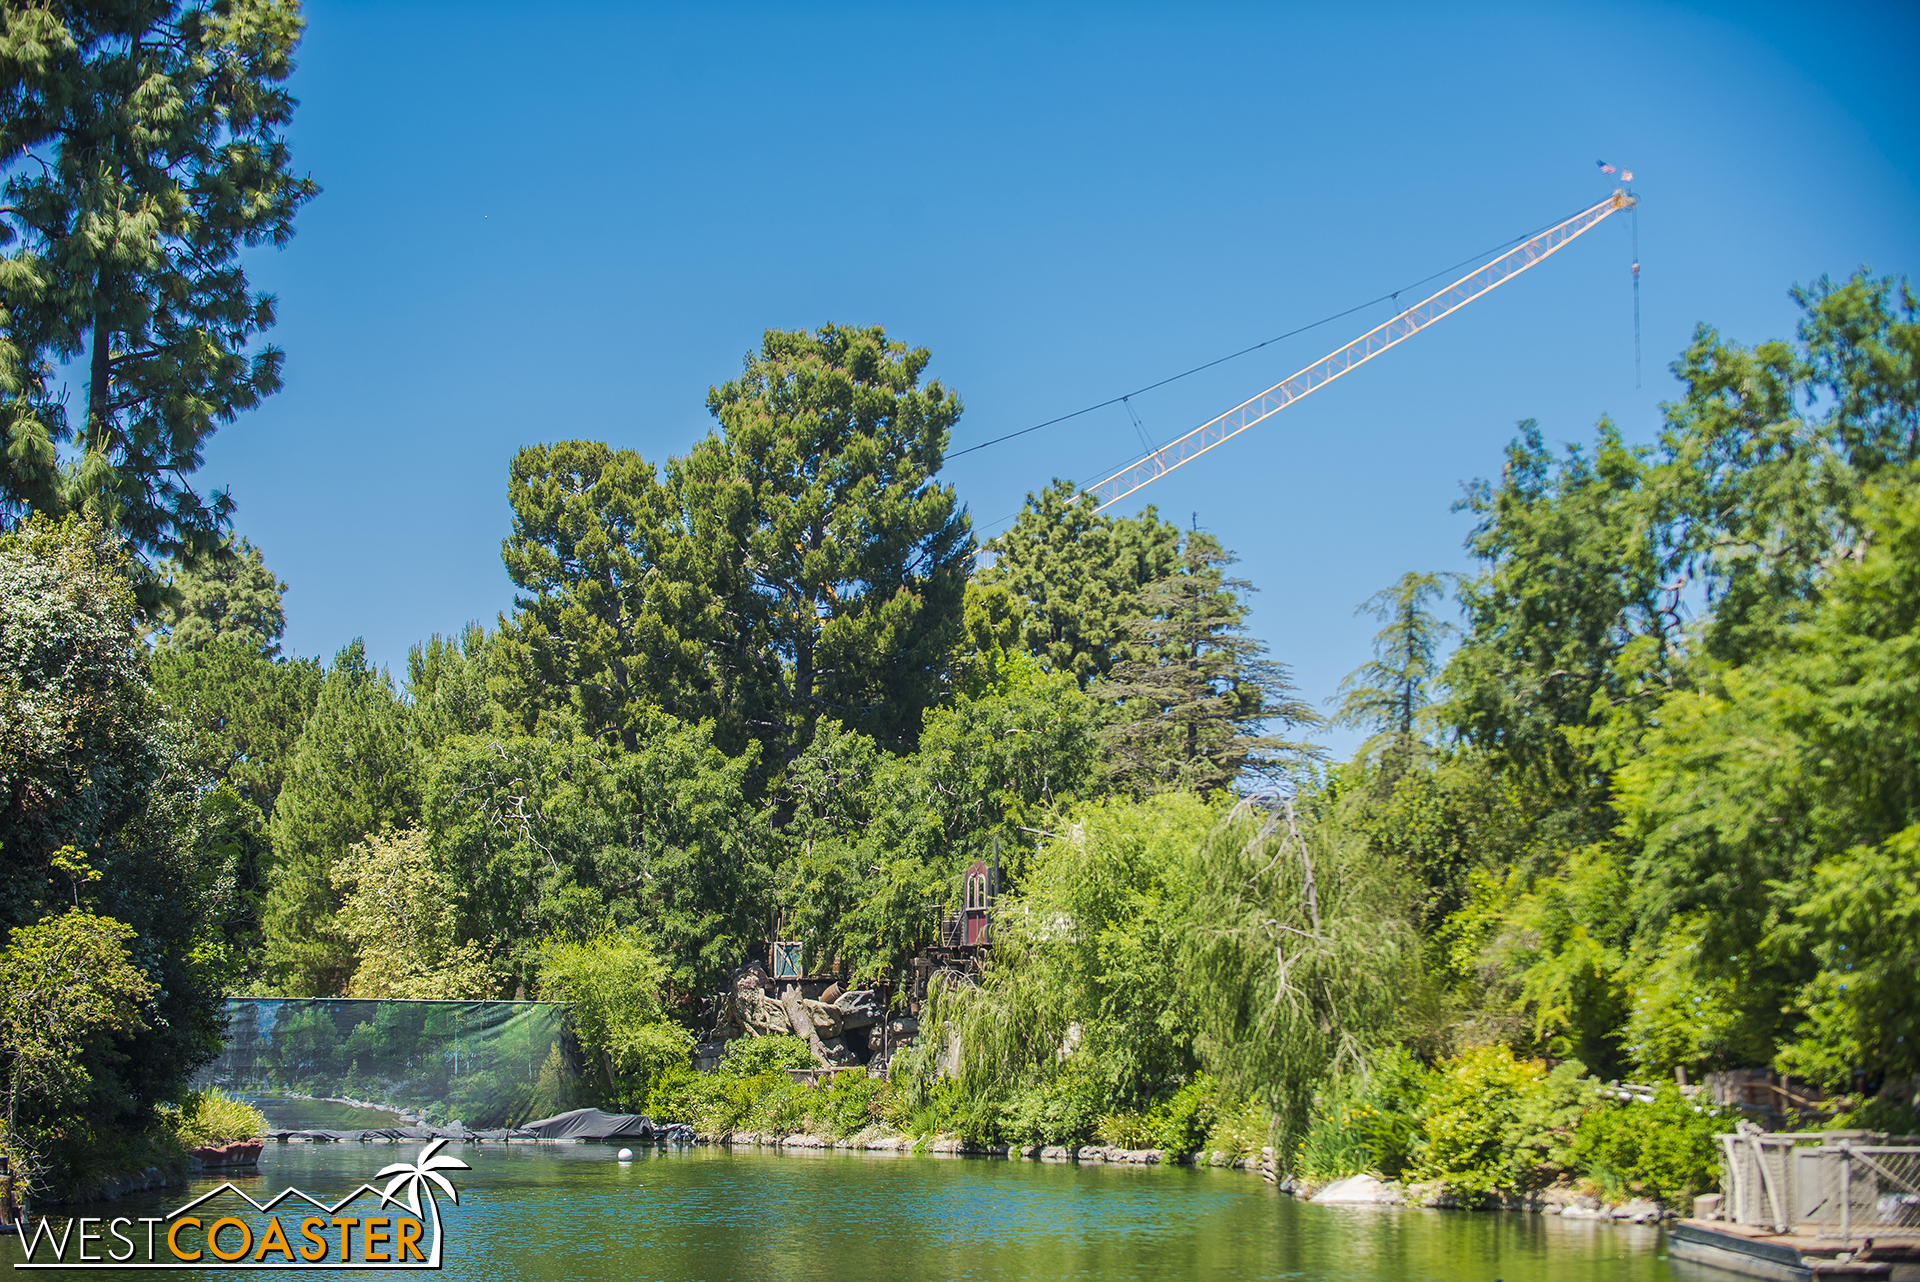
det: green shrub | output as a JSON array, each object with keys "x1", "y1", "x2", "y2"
[
  {"x1": 1411, "y1": 1045, "x2": 1585, "y2": 1204},
  {"x1": 816, "y1": 1071, "x2": 886, "y2": 1137},
  {"x1": 167, "y1": 1089, "x2": 267, "y2": 1147},
  {"x1": 692, "y1": 1074, "x2": 764, "y2": 1134},
  {"x1": 1094, "y1": 1111, "x2": 1154, "y2": 1148},
  {"x1": 998, "y1": 1071, "x2": 1105, "y2": 1148},
  {"x1": 1295, "y1": 1088, "x2": 1380, "y2": 1183},
  {"x1": 948, "y1": 1086, "x2": 1011, "y2": 1148},
  {"x1": 1571, "y1": 1083, "x2": 1732, "y2": 1207},
  {"x1": 1203, "y1": 1097, "x2": 1271, "y2": 1162},
  {"x1": 717, "y1": 1034, "x2": 816, "y2": 1077},
  {"x1": 886, "y1": 1075, "x2": 960, "y2": 1140},
  {"x1": 1295, "y1": 1048, "x2": 1429, "y2": 1181},
  {"x1": 753, "y1": 1078, "x2": 813, "y2": 1134},
  {"x1": 1826, "y1": 1094, "x2": 1920, "y2": 1137},
  {"x1": 1148, "y1": 1075, "x2": 1220, "y2": 1155},
  {"x1": 641, "y1": 1062, "x2": 702, "y2": 1122}
]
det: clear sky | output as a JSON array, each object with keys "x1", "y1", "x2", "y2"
[{"x1": 209, "y1": 0, "x2": 1919, "y2": 752}]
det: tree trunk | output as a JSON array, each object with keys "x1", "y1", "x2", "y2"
[
  {"x1": 86, "y1": 307, "x2": 113, "y2": 456},
  {"x1": 780, "y1": 983, "x2": 834, "y2": 1068}
]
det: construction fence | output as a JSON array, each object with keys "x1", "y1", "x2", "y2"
[{"x1": 195, "y1": 999, "x2": 583, "y2": 1130}]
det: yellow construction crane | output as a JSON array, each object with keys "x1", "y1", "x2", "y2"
[{"x1": 1084, "y1": 187, "x2": 1638, "y2": 513}]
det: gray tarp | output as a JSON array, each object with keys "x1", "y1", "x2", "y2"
[
  {"x1": 271, "y1": 1111, "x2": 693, "y2": 1144},
  {"x1": 518, "y1": 1108, "x2": 693, "y2": 1142}
]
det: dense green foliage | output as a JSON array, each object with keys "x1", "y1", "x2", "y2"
[
  {"x1": 10, "y1": 268, "x2": 1916, "y2": 1210},
  {"x1": 0, "y1": 516, "x2": 233, "y2": 1194},
  {"x1": 0, "y1": 0, "x2": 318, "y2": 582}
]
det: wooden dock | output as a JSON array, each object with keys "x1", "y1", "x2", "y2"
[{"x1": 1670, "y1": 1219, "x2": 1920, "y2": 1280}]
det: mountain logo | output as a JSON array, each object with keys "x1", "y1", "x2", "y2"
[{"x1": 12, "y1": 1139, "x2": 470, "y2": 1269}]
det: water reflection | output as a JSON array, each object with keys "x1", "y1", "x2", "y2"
[{"x1": 7, "y1": 1136, "x2": 1675, "y2": 1280}]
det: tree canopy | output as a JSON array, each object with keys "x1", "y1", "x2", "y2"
[{"x1": 0, "y1": 0, "x2": 317, "y2": 582}]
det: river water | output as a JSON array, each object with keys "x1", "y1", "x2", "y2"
[{"x1": 5, "y1": 1098, "x2": 1696, "y2": 1280}]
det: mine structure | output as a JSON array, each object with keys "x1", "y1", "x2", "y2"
[{"x1": 696, "y1": 848, "x2": 1000, "y2": 1077}]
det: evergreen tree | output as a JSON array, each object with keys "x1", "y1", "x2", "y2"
[
  {"x1": 1440, "y1": 419, "x2": 1672, "y2": 838},
  {"x1": 495, "y1": 442, "x2": 710, "y2": 750},
  {"x1": 1651, "y1": 273, "x2": 1917, "y2": 668},
  {"x1": 979, "y1": 480, "x2": 1183, "y2": 686},
  {"x1": 262, "y1": 640, "x2": 416, "y2": 995},
  {"x1": 0, "y1": 1, "x2": 319, "y2": 580},
  {"x1": 1095, "y1": 533, "x2": 1318, "y2": 795},
  {"x1": 1331, "y1": 571, "x2": 1454, "y2": 770},
  {"x1": 146, "y1": 536, "x2": 316, "y2": 974},
  {"x1": 406, "y1": 622, "x2": 499, "y2": 755},
  {"x1": 153, "y1": 536, "x2": 287, "y2": 657},
  {"x1": 671, "y1": 324, "x2": 972, "y2": 761}
]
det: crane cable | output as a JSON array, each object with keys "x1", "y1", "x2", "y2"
[{"x1": 947, "y1": 199, "x2": 1604, "y2": 464}]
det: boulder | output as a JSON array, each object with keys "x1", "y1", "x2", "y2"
[
  {"x1": 800, "y1": 999, "x2": 846, "y2": 1036},
  {"x1": 1613, "y1": 1198, "x2": 1665, "y2": 1223},
  {"x1": 835, "y1": 989, "x2": 883, "y2": 1030},
  {"x1": 1038, "y1": 1146, "x2": 1072, "y2": 1162},
  {"x1": 735, "y1": 990, "x2": 792, "y2": 1035},
  {"x1": 816, "y1": 1034, "x2": 858, "y2": 1066}
]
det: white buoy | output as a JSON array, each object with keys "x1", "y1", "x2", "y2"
[{"x1": 617, "y1": 1148, "x2": 634, "y2": 1162}]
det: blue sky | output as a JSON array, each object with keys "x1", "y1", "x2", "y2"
[{"x1": 210, "y1": 0, "x2": 1918, "y2": 752}]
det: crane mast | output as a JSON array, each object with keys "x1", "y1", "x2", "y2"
[{"x1": 1085, "y1": 189, "x2": 1638, "y2": 512}]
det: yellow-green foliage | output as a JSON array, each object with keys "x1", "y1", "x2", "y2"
[
  {"x1": 168, "y1": 1089, "x2": 267, "y2": 1147},
  {"x1": 1571, "y1": 1083, "x2": 1733, "y2": 1207},
  {"x1": 1094, "y1": 1111, "x2": 1153, "y2": 1149},
  {"x1": 645, "y1": 1063, "x2": 886, "y2": 1139},
  {"x1": 1409, "y1": 1045, "x2": 1587, "y2": 1204},
  {"x1": 1203, "y1": 1098, "x2": 1272, "y2": 1162},
  {"x1": 332, "y1": 828, "x2": 496, "y2": 999},
  {"x1": 1295, "y1": 1048, "x2": 1428, "y2": 1181},
  {"x1": 535, "y1": 931, "x2": 690, "y2": 1106},
  {"x1": 816, "y1": 1071, "x2": 885, "y2": 1137}
]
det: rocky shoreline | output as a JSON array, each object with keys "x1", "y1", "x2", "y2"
[
  {"x1": 1298, "y1": 1172, "x2": 1674, "y2": 1223},
  {"x1": 690, "y1": 1130, "x2": 1676, "y2": 1224}
]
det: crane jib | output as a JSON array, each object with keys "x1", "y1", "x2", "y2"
[{"x1": 1086, "y1": 190, "x2": 1636, "y2": 513}]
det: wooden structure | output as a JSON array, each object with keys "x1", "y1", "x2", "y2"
[{"x1": 1671, "y1": 1126, "x2": 1920, "y2": 1279}]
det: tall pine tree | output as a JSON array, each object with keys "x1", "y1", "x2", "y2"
[
  {"x1": 1095, "y1": 532, "x2": 1317, "y2": 795},
  {"x1": 979, "y1": 480, "x2": 1183, "y2": 686},
  {"x1": 671, "y1": 324, "x2": 972, "y2": 761},
  {"x1": 262, "y1": 641, "x2": 416, "y2": 995},
  {"x1": 0, "y1": 2, "x2": 318, "y2": 583}
]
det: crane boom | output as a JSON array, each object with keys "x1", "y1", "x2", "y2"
[{"x1": 1085, "y1": 189, "x2": 1637, "y2": 512}]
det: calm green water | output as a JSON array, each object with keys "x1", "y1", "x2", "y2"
[{"x1": 6, "y1": 1100, "x2": 1691, "y2": 1281}]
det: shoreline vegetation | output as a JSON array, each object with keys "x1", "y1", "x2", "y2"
[{"x1": 2, "y1": 24, "x2": 1915, "y2": 1212}]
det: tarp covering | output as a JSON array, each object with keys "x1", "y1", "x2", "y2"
[
  {"x1": 198, "y1": 999, "x2": 579, "y2": 1129},
  {"x1": 518, "y1": 1109, "x2": 692, "y2": 1142},
  {"x1": 273, "y1": 1125, "x2": 533, "y2": 1142},
  {"x1": 272, "y1": 1114, "x2": 695, "y2": 1144}
]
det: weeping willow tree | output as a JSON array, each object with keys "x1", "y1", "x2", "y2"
[
  {"x1": 1179, "y1": 797, "x2": 1416, "y2": 1158},
  {"x1": 946, "y1": 795, "x2": 1215, "y2": 1142},
  {"x1": 937, "y1": 793, "x2": 1409, "y2": 1154}
]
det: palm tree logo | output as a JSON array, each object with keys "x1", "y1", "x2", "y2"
[{"x1": 377, "y1": 1138, "x2": 471, "y2": 1266}]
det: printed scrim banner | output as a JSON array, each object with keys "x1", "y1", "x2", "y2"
[{"x1": 13, "y1": 1140, "x2": 468, "y2": 1270}]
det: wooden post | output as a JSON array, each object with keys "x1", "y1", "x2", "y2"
[{"x1": 990, "y1": 833, "x2": 999, "y2": 943}]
